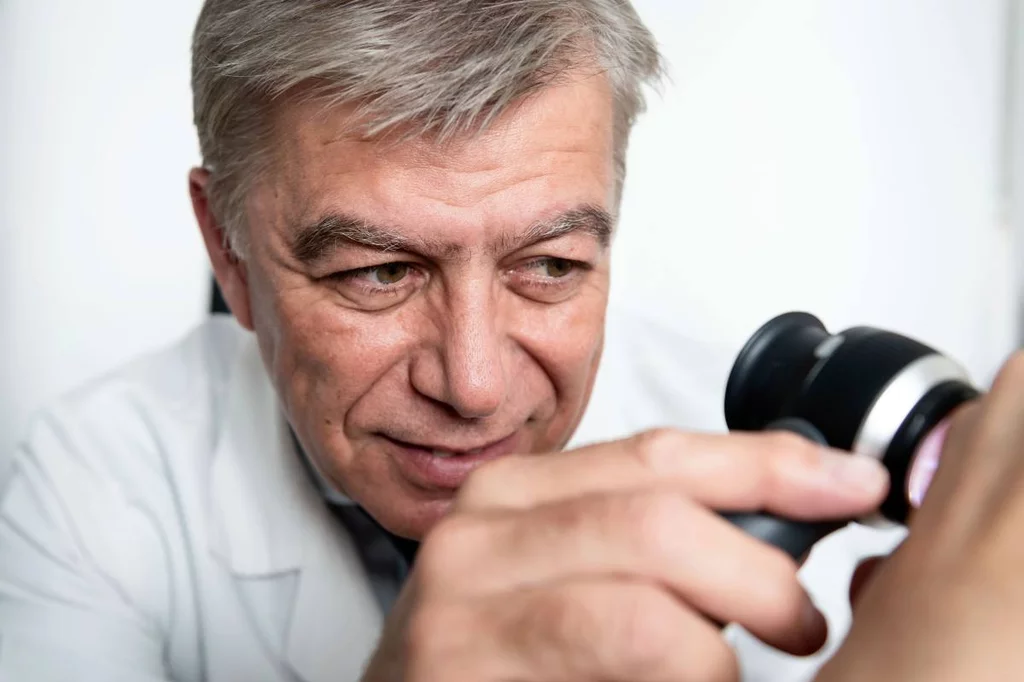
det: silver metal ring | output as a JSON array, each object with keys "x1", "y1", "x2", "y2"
[
  {"x1": 851, "y1": 353, "x2": 970, "y2": 461},
  {"x1": 853, "y1": 353, "x2": 970, "y2": 530}
]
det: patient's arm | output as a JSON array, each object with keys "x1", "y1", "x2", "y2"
[{"x1": 817, "y1": 353, "x2": 1024, "y2": 681}]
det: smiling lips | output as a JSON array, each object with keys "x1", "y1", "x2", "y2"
[{"x1": 383, "y1": 431, "x2": 523, "y2": 490}]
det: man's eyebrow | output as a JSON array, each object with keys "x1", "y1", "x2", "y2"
[
  {"x1": 291, "y1": 213, "x2": 446, "y2": 264},
  {"x1": 291, "y1": 203, "x2": 614, "y2": 265},
  {"x1": 495, "y1": 204, "x2": 614, "y2": 254}
]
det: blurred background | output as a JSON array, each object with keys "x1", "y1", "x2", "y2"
[
  {"x1": 2, "y1": 2, "x2": 1023, "y2": 679},
  {"x1": 1, "y1": 1, "x2": 1022, "y2": 479}
]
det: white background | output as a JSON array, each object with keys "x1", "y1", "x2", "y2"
[
  {"x1": 1, "y1": 2, "x2": 1020, "y2": 470},
  {"x1": 613, "y1": 1, "x2": 1019, "y2": 377},
  {"x1": 1011, "y1": 1, "x2": 1024, "y2": 342},
  {"x1": 1, "y1": 1, "x2": 211, "y2": 460}
]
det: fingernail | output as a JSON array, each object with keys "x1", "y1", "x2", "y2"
[{"x1": 821, "y1": 451, "x2": 888, "y2": 495}]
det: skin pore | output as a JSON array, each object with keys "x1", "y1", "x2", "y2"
[{"x1": 191, "y1": 73, "x2": 617, "y2": 540}]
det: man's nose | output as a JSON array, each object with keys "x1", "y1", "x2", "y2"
[{"x1": 410, "y1": 298, "x2": 508, "y2": 419}]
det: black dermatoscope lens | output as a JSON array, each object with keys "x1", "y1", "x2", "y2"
[{"x1": 722, "y1": 312, "x2": 980, "y2": 559}]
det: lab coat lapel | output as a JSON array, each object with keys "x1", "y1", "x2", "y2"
[
  {"x1": 207, "y1": 334, "x2": 385, "y2": 682},
  {"x1": 283, "y1": 503, "x2": 385, "y2": 682}
]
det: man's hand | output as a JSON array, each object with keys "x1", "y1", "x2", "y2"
[
  {"x1": 362, "y1": 428, "x2": 889, "y2": 682},
  {"x1": 817, "y1": 351, "x2": 1024, "y2": 682}
]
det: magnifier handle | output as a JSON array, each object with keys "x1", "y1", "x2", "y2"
[
  {"x1": 721, "y1": 512, "x2": 845, "y2": 561},
  {"x1": 721, "y1": 418, "x2": 850, "y2": 561}
]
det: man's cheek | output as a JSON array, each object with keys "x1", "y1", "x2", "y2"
[
  {"x1": 301, "y1": 334, "x2": 404, "y2": 413},
  {"x1": 542, "y1": 303, "x2": 606, "y2": 367}
]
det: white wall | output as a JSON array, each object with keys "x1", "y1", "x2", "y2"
[
  {"x1": 615, "y1": 0, "x2": 1018, "y2": 384},
  {"x1": 2, "y1": 0, "x2": 1018, "y2": 459},
  {"x1": 0, "y1": 0, "x2": 210, "y2": 459},
  {"x1": 1011, "y1": 1, "x2": 1024, "y2": 345}
]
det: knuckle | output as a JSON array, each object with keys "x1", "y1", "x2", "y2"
[
  {"x1": 535, "y1": 586, "x2": 598, "y2": 645},
  {"x1": 763, "y1": 431, "x2": 821, "y2": 485},
  {"x1": 543, "y1": 496, "x2": 599, "y2": 540},
  {"x1": 631, "y1": 428, "x2": 688, "y2": 470},
  {"x1": 415, "y1": 514, "x2": 478, "y2": 584},
  {"x1": 766, "y1": 430, "x2": 820, "y2": 464}
]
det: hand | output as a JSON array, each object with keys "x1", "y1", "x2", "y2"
[
  {"x1": 361, "y1": 428, "x2": 889, "y2": 682},
  {"x1": 816, "y1": 351, "x2": 1024, "y2": 682}
]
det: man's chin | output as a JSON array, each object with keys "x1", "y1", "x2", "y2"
[{"x1": 367, "y1": 493, "x2": 455, "y2": 541}]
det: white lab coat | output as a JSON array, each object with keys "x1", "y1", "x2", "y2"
[{"x1": 0, "y1": 305, "x2": 902, "y2": 682}]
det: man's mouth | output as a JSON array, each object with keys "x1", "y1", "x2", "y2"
[
  {"x1": 429, "y1": 449, "x2": 474, "y2": 459},
  {"x1": 383, "y1": 433, "x2": 518, "y2": 458},
  {"x1": 379, "y1": 431, "x2": 523, "y2": 489}
]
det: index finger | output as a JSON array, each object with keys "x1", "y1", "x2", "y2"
[{"x1": 456, "y1": 428, "x2": 889, "y2": 520}]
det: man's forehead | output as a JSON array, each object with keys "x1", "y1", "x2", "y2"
[
  {"x1": 272, "y1": 72, "x2": 615, "y2": 178},
  {"x1": 257, "y1": 74, "x2": 617, "y2": 257}
]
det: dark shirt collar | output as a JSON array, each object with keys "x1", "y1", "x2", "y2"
[{"x1": 289, "y1": 429, "x2": 419, "y2": 567}]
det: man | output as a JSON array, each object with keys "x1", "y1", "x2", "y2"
[{"x1": 2, "y1": 1, "x2": 1024, "y2": 680}]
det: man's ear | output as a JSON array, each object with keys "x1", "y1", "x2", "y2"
[{"x1": 189, "y1": 168, "x2": 255, "y2": 331}]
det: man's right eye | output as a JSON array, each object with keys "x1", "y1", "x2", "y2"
[
  {"x1": 332, "y1": 262, "x2": 416, "y2": 289},
  {"x1": 325, "y1": 262, "x2": 425, "y2": 310},
  {"x1": 351, "y1": 263, "x2": 411, "y2": 286}
]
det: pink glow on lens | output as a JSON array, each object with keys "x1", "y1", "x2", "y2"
[{"x1": 907, "y1": 418, "x2": 952, "y2": 508}]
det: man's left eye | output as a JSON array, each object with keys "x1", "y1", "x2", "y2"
[
  {"x1": 524, "y1": 257, "x2": 577, "y2": 278},
  {"x1": 363, "y1": 262, "x2": 410, "y2": 285},
  {"x1": 336, "y1": 262, "x2": 412, "y2": 287}
]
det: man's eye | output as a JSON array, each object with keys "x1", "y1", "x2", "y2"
[
  {"x1": 325, "y1": 262, "x2": 422, "y2": 310},
  {"x1": 526, "y1": 258, "x2": 577, "y2": 278},
  {"x1": 354, "y1": 263, "x2": 411, "y2": 286}
]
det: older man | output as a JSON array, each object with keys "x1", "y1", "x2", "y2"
[{"x1": 3, "y1": 1, "x2": 1024, "y2": 681}]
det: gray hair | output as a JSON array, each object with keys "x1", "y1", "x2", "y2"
[{"x1": 192, "y1": 0, "x2": 664, "y2": 256}]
